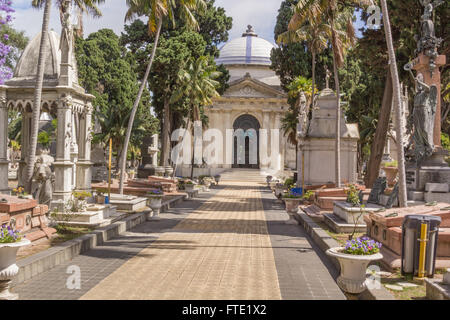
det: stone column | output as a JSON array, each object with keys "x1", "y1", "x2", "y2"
[
  {"x1": 274, "y1": 112, "x2": 283, "y2": 173},
  {"x1": 0, "y1": 90, "x2": 9, "y2": 194},
  {"x1": 224, "y1": 108, "x2": 232, "y2": 167},
  {"x1": 18, "y1": 110, "x2": 31, "y2": 187},
  {"x1": 52, "y1": 96, "x2": 74, "y2": 210},
  {"x1": 76, "y1": 103, "x2": 93, "y2": 192},
  {"x1": 260, "y1": 109, "x2": 271, "y2": 170}
]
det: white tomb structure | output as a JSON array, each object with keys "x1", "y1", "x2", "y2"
[
  {"x1": 302, "y1": 88, "x2": 360, "y2": 186},
  {"x1": 176, "y1": 26, "x2": 295, "y2": 177},
  {"x1": 0, "y1": 23, "x2": 94, "y2": 211}
]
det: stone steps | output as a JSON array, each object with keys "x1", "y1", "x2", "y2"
[{"x1": 220, "y1": 169, "x2": 267, "y2": 182}]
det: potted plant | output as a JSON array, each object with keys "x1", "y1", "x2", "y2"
[
  {"x1": 12, "y1": 186, "x2": 32, "y2": 200},
  {"x1": 266, "y1": 175, "x2": 273, "y2": 186},
  {"x1": 95, "y1": 188, "x2": 109, "y2": 204},
  {"x1": 282, "y1": 185, "x2": 302, "y2": 225},
  {"x1": 214, "y1": 174, "x2": 221, "y2": 185},
  {"x1": 184, "y1": 181, "x2": 195, "y2": 192},
  {"x1": 71, "y1": 191, "x2": 92, "y2": 212},
  {"x1": 0, "y1": 224, "x2": 30, "y2": 300},
  {"x1": 147, "y1": 189, "x2": 164, "y2": 220},
  {"x1": 155, "y1": 166, "x2": 165, "y2": 177},
  {"x1": 381, "y1": 160, "x2": 398, "y2": 187},
  {"x1": 128, "y1": 169, "x2": 136, "y2": 180},
  {"x1": 302, "y1": 190, "x2": 315, "y2": 205},
  {"x1": 326, "y1": 237, "x2": 383, "y2": 294}
]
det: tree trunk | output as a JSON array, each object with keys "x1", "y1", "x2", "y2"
[
  {"x1": 365, "y1": 68, "x2": 393, "y2": 187},
  {"x1": 380, "y1": 0, "x2": 408, "y2": 207},
  {"x1": 160, "y1": 96, "x2": 171, "y2": 167},
  {"x1": 119, "y1": 17, "x2": 162, "y2": 194},
  {"x1": 331, "y1": 27, "x2": 342, "y2": 188},
  {"x1": 24, "y1": 0, "x2": 52, "y2": 193}
]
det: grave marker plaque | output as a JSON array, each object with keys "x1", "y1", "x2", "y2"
[{"x1": 368, "y1": 177, "x2": 387, "y2": 204}]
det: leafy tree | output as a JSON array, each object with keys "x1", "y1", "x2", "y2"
[
  {"x1": 171, "y1": 55, "x2": 221, "y2": 178},
  {"x1": 119, "y1": 0, "x2": 207, "y2": 194},
  {"x1": 75, "y1": 29, "x2": 159, "y2": 166},
  {"x1": 0, "y1": 25, "x2": 28, "y2": 70}
]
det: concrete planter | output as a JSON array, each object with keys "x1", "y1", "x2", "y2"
[
  {"x1": 274, "y1": 185, "x2": 285, "y2": 199},
  {"x1": 382, "y1": 167, "x2": 398, "y2": 187},
  {"x1": 185, "y1": 184, "x2": 195, "y2": 192},
  {"x1": 164, "y1": 166, "x2": 174, "y2": 177},
  {"x1": 155, "y1": 166, "x2": 165, "y2": 177},
  {"x1": 283, "y1": 197, "x2": 301, "y2": 225},
  {"x1": 326, "y1": 247, "x2": 383, "y2": 294},
  {"x1": 147, "y1": 196, "x2": 162, "y2": 220},
  {"x1": 0, "y1": 239, "x2": 31, "y2": 300}
]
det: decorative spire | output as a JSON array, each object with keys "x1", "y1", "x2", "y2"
[{"x1": 242, "y1": 25, "x2": 258, "y2": 37}]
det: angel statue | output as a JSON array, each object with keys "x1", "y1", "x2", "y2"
[
  {"x1": 412, "y1": 72, "x2": 437, "y2": 164},
  {"x1": 297, "y1": 91, "x2": 308, "y2": 142}
]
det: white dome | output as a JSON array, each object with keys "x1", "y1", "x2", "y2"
[
  {"x1": 216, "y1": 26, "x2": 275, "y2": 66},
  {"x1": 14, "y1": 30, "x2": 61, "y2": 79}
]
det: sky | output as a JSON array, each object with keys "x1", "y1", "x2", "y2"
[{"x1": 11, "y1": 0, "x2": 365, "y2": 45}]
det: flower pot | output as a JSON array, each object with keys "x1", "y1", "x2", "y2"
[
  {"x1": 164, "y1": 166, "x2": 174, "y2": 177},
  {"x1": 147, "y1": 196, "x2": 163, "y2": 220},
  {"x1": 155, "y1": 166, "x2": 165, "y2": 177},
  {"x1": 274, "y1": 185, "x2": 285, "y2": 199},
  {"x1": 326, "y1": 247, "x2": 383, "y2": 294},
  {"x1": 382, "y1": 167, "x2": 398, "y2": 187},
  {"x1": 97, "y1": 195, "x2": 106, "y2": 204},
  {"x1": 128, "y1": 172, "x2": 136, "y2": 180},
  {"x1": 0, "y1": 239, "x2": 31, "y2": 300},
  {"x1": 283, "y1": 198, "x2": 301, "y2": 225}
]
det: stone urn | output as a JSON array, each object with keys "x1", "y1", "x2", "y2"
[
  {"x1": 214, "y1": 175, "x2": 221, "y2": 185},
  {"x1": 326, "y1": 247, "x2": 383, "y2": 294},
  {"x1": 185, "y1": 183, "x2": 195, "y2": 192},
  {"x1": 203, "y1": 179, "x2": 212, "y2": 192},
  {"x1": 147, "y1": 196, "x2": 163, "y2": 220},
  {"x1": 0, "y1": 239, "x2": 31, "y2": 300},
  {"x1": 155, "y1": 166, "x2": 165, "y2": 177},
  {"x1": 382, "y1": 167, "x2": 398, "y2": 187},
  {"x1": 274, "y1": 184, "x2": 285, "y2": 200},
  {"x1": 164, "y1": 166, "x2": 174, "y2": 177},
  {"x1": 128, "y1": 170, "x2": 136, "y2": 180},
  {"x1": 283, "y1": 197, "x2": 301, "y2": 225}
]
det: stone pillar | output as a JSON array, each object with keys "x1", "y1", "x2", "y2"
[
  {"x1": 76, "y1": 103, "x2": 93, "y2": 192},
  {"x1": 224, "y1": 109, "x2": 232, "y2": 167},
  {"x1": 261, "y1": 110, "x2": 271, "y2": 170},
  {"x1": 274, "y1": 112, "x2": 283, "y2": 172},
  {"x1": 412, "y1": 54, "x2": 446, "y2": 149},
  {"x1": 52, "y1": 96, "x2": 74, "y2": 210},
  {"x1": 18, "y1": 110, "x2": 31, "y2": 187},
  {"x1": 0, "y1": 90, "x2": 9, "y2": 194},
  {"x1": 70, "y1": 111, "x2": 78, "y2": 190}
]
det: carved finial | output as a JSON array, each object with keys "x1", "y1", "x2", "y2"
[{"x1": 242, "y1": 25, "x2": 258, "y2": 37}]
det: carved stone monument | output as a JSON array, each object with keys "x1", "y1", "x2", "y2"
[
  {"x1": 138, "y1": 134, "x2": 159, "y2": 179},
  {"x1": 404, "y1": 0, "x2": 450, "y2": 202}
]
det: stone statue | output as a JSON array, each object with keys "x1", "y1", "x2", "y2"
[
  {"x1": 415, "y1": 0, "x2": 443, "y2": 75},
  {"x1": 32, "y1": 150, "x2": 55, "y2": 207},
  {"x1": 59, "y1": 0, "x2": 74, "y2": 51},
  {"x1": 297, "y1": 91, "x2": 308, "y2": 141},
  {"x1": 412, "y1": 72, "x2": 437, "y2": 164}
]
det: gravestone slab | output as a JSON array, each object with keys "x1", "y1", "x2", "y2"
[{"x1": 368, "y1": 177, "x2": 387, "y2": 204}]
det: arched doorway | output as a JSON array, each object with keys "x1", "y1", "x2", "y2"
[{"x1": 233, "y1": 114, "x2": 260, "y2": 169}]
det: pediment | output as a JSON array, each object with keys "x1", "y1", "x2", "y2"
[{"x1": 223, "y1": 77, "x2": 285, "y2": 99}]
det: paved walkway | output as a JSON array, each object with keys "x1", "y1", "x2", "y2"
[{"x1": 12, "y1": 182, "x2": 345, "y2": 300}]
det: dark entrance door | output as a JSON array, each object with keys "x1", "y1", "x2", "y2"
[{"x1": 232, "y1": 114, "x2": 260, "y2": 169}]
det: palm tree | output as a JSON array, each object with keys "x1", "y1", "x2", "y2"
[
  {"x1": 24, "y1": 0, "x2": 52, "y2": 193},
  {"x1": 171, "y1": 56, "x2": 221, "y2": 178},
  {"x1": 278, "y1": 20, "x2": 328, "y2": 111},
  {"x1": 380, "y1": 0, "x2": 407, "y2": 207},
  {"x1": 119, "y1": 0, "x2": 206, "y2": 194},
  {"x1": 25, "y1": 0, "x2": 105, "y2": 192},
  {"x1": 290, "y1": 0, "x2": 370, "y2": 187}
]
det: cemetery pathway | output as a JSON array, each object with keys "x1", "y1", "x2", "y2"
[{"x1": 12, "y1": 182, "x2": 345, "y2": 300}]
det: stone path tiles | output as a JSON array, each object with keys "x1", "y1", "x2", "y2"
[
  {"x1": 260, "y1": 187, "x2": 346, "y2": 300},
  {"x1": 11, "y1": 189, "x2": 220, "y2": 300},
  {"x1": 80, "y1": 182, "x2": 281, "y2": 300},
  {"x1": 12, "y1": 181, "x2": 345, "y2": 300}
]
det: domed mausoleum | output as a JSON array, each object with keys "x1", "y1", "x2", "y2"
[{"x1": 177, "y1": 26, "x2": 296, "y2": 177}]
